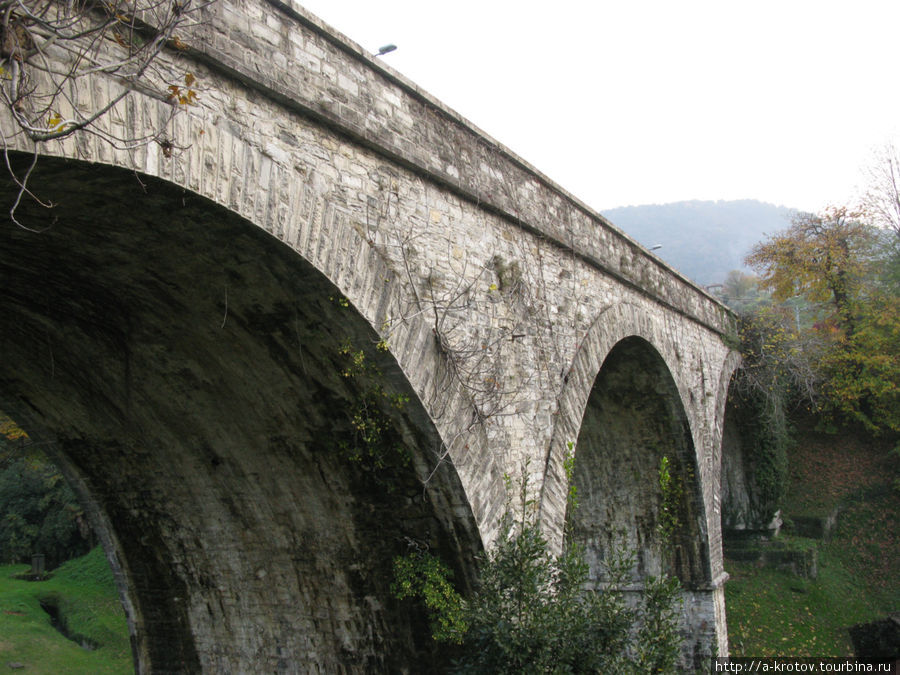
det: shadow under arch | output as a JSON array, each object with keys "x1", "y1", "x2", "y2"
[
  {"x1": 0, "y1": 156, "x2": 483, "y2": 672},
  {"x1": 717, "y1": 354, "x2": 783, "y2": 537},
  {"x1": 564, "y1": 335, "x2": 710, "y2": 589}
]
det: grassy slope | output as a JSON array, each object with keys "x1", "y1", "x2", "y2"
[
  {"x1": 725, "y1": 423, "x2": 899, "y2": 656},
  {"x1": 0, "y1": 546, "x2": 132, "y2": 673}
]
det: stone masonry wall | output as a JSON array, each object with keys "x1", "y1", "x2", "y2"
[{"x1": 0, "y1": 0, "x2": 740, "y2": 664}]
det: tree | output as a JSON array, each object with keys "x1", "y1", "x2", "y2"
[
  {"x1": 0, "y1": 457, "x2": 92, "y2": 566},
  {"x1": 0, "y1": 0, "x2": 209, "y2": 225},
  {"x1": 745, "y1": 209, "x2": 900, "y2": 434},
  {"x1": 719, "y1": 270, "x2": 764, "y2": 313},
  {"x1": 746, "y1": 207, "x2": 877, "y2": 338},
  {"x1": 860, "y1": 142, "x2": 900, "y2": 238},
  {"x1": 0, "y1": 427, "x2": 92, "y2": 567}
]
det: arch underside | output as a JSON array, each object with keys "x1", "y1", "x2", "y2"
[
  {"x1": 720, "y1": 378, "x2": 781, "y2": 534},
  {"x1": 566, "y1": 336, "x2": 713, "y2": 663},
  {"x1": 0, "y1": 157, "x2": 481, "y2": 672},
  {"x1": 568, "y1": 337, "x2": 709, "y2": 586}
]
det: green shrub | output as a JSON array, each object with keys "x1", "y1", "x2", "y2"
[{"x1": 393, "y1": 473, "x2": 683, "y2": 673}]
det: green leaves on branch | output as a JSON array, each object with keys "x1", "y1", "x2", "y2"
[
  {"x1": 335, "y1": 338, "x2": 411, "y2": 477},
  {"x1": 815, "y1": 296, "x2": 900, "y2": 434},
  {"x1": 392, "y1": 550, "x2": 468, "y2": 643},
  {"x1": 657, "y1": 456, "x2": 683, "y2": 544}
]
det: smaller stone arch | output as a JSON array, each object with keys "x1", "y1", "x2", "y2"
[
  {"x1": 539, "y1": 303, "x2": 707, "y2": 551},
  {"x1": 715, "y1": 352, "x2": 784, "y2": 538},
  {"x1": 538, "y1": 302, "x2": 722, "y2": 667},
  {"x1": 564, "y1": 335, "x2": 710, "y2": 589},
  {"x1": 0, "y1": 410, "x2": 150, "y2": 669}
]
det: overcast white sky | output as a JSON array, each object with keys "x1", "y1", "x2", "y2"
[{"x1": 296, "y1": 1, "x2": 899, "y2": 214}]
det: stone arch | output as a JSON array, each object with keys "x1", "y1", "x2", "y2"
[
  {"x1": 563, "y1": 334, "x2": 710, "y2": 588},
  {"x1": 537, "y1": 302, "x2": 723, "y2": 666},
  {"x1": 539, "y1": 302, "x2": 708, "y2": 551},
  {"x1": 0, "y1": 155, "x2": 485, "y2": 672},
  {"x1": 0, "y1": 410, "x2": 145, "y2": 663},
  {"x1": 0, "y1": 58, "x2": 513, "y2": 548},
  {"x1": 713, "y1": 351, "x2": 744, "y2": 533}
]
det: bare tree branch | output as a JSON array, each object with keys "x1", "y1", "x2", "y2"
[
  {"x1": 0, "y1": 0, "x2": 213, "y2": 225},
  {"x1": 860, "y1": 141, "x2": 900, "y2": 238}
]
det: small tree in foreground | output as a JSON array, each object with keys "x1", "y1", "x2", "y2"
[{"x1": 393, "y1": 472, "x2": 683, "y2": 674}]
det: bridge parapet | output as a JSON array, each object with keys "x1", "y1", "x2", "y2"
[{"x1": 196, "y1": 0, "x2": 731, "y2": 335}]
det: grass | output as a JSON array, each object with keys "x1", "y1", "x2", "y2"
[
  {"x1": 725, "y1": 422, "x2": 900, "y2": 657},
  {"x1": 726, "y1": 543, "x2": 881, "y2": 656},
  {"x1": 0, "y1": 546, "x2": 133, "y2": 673}
]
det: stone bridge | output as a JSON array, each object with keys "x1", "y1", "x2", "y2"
[{"x1": 0, "y1": 1, "x2": 743, "y2": 671}]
